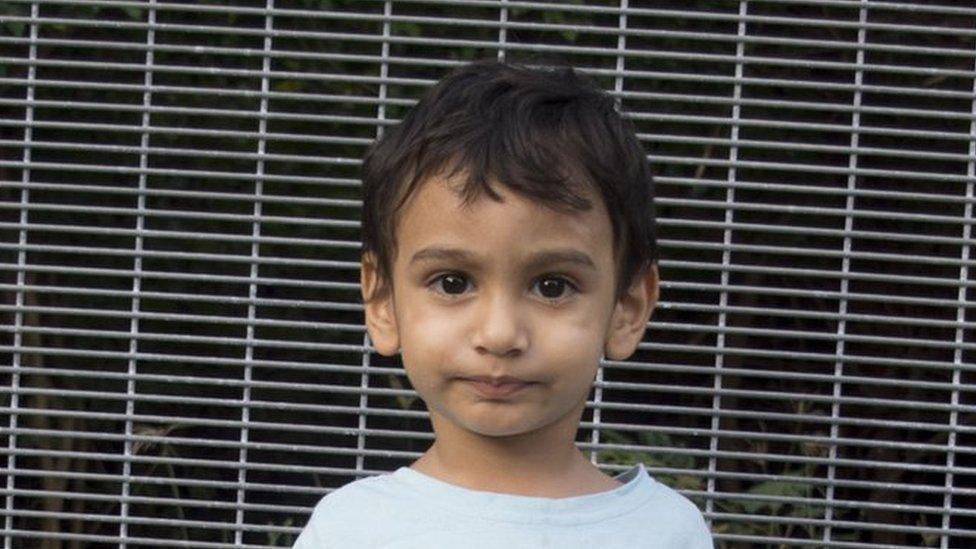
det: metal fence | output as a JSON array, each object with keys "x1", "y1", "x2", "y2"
[{"x1": 1, "y1": 0, "x2": 974, "y2": 547}]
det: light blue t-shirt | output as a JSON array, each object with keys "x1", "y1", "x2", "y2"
[{"x1": 293, "y1": 463, "x2": 713, "y2": 548}]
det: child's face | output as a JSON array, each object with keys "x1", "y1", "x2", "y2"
[{"x1": 361, "y1": 174, "x2": 657, "y2": 441}]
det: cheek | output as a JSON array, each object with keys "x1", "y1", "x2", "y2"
[
  {"x1": 553, "y1": 301, "x2": 612, "y2": 345},
  {"x1": 396, "y1": 305, "x2": 463, "y2": 388}
]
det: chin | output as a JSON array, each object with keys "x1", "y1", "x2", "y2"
[{"x1": 462, "y1": 417, "x2": 550, "y2": 439}]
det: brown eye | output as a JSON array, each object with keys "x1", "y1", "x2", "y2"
[
  {"x1": 536, "y1": 277, "x2": 569, "y2": 299},
  {"x1": 437, "y1": 274, "x2": 469, "y2": 295}
]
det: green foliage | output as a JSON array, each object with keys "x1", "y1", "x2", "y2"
[
  {"x1": 597, "y1": 429, "x2": 862, "y2": 545},
  {"x1": 0, "y1": 2, "x2": 29, "y2": 37},
  {"x1": 266, "y1": 518, "x2": 296, "y2": 547},
  {"x1": 598, "y1": 429, "x2": 704, "y2": 493}
]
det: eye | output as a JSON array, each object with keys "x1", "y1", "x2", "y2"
[
  {"x1": 533, "y1": 276, "x2": 576, "y2": 300},
  {"x1": 431, "y1": 273, "x2": 470, "y2": 296}
]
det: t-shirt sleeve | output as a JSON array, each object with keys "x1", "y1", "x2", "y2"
[
  {"x1": 292, "y1": 495, "x2": 336, "y2": 549},
  {"x1": 687, "y1": 508, "x2": 714, "y2": 548}
]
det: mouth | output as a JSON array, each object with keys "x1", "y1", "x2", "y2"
[{"x1": 457, "y1": 376, "x2": 537, "y2": 400}]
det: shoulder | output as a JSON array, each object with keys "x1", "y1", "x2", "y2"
[
  {"x1": 293, "y1": 472, "x2": 411, "y2": 548},
  {"x1": 633, "y1": 477, "x2": 713, "y2": 548}
]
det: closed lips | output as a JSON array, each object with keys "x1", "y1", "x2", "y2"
[{"x1": 462, "y1": 376, "x2": 533, "y2": 385}]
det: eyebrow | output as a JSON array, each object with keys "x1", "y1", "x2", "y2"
[{"x1": 409, "y1": 246, "x2": 598, "y2": 271}]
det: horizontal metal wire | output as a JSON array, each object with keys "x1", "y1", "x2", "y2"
[
  {"x1": 0, "y1": 198, "x2": 359, "y2": 228},
  {"x1": 657, "y1": 197, "x2": 973, "y2": 225},
  {"x1": 0, "y1": 138, "x2": 369, "y2": 167},
  {"x1": 661, "y1": 260, "x2": 976, "y2": 290},
  {"x1": 0, "y1": 221, "x2": 358, "y2": 250},
  {"x1": 0, "y1": 264, "x2": 362, "y2": 292},
  {"x1": 711, "y1": 533, "x2": 918, "y2": 549},
  {"x1": 4, "y1": 288, "x2": 971, "y2": 332},
  {"x1": 0, "y1": 427, "x2": 421, "y2": 462},
  {"x1": 692, "y1": 489, "x2": 976, "y2": 519},
  {"x1": 0, "y1": 339, "x2": 970, "y2": 397},
  {"x1": 0, "y1": 75, "x2": 409, "y2": 106},
  {"x1": 4, "y1": 179, "x2": 974, "y2": 230},
  {"x1": 2, "y1": 505, "x2": 970, "y2": 542},
  {"x1": 716, "y1": 511, "x2": 973, "y2": 538},
  {"x1": 709, "y1": 512, "x2": 973, "y2": 539},
  {"x1": 0, "y1": 119, "x2": 372, "y2": 148},
  {"x1": 602, "y1": 462, "x2": 976, "y2": 498},
  {"x1": 7, "y1": 422, "x2": 970, "y2": 469},
  {"x1": 0, "y1": 447, "x2": 394, "y2": 478},
  {"x1": 3, "y1": 241, "x2": 974, "y2": 289},
  {"x1": 4, "y1": 48, "x2": 976, "y2": 106},
  {"x1": 0, "y1": 465, "x2": 367, "y2": 496},
  {"x1": 3, "y1": 264, "x2": 974, "y2": 311},
  {"x1": 5, "y1": 322, "x2": 973, "y2": 376},
  {"x1": 0, "y1": 487, "x2": 306, "y2": 518},
  {"x1": 4, "y1": 393, "x2": 972, "y2": 441},
  {"x1": 364, "y1": 0, "x2": 976, "y2": 18},
  {"x1": 4, "y1": 442, "x2": 973, "y2": 482},
  {"x1": 5, "y1": 459, "x2": 972, "y2": 505},
  {"x1": 1, "y1": 530, "x2": 269, "y2": 549},
  {"x1": 0, "y1": 283, "x2": 360, "y2": 312},
  {"x1": 661, "y1": 217, "x2": 975, "y2": 247},
  {"x1": 8, "y1": 480, "x2": 973, "y2": 525},
  {"x1": 5, "y1": 13, "x2": 976, "y2": 81},
  {"x1": 0, "y1": 96, "x2": 383, "y2": 129},
  {"x1": 0, "y1": 70, "x2": 974, "y2": 143},
  {"x1": 658, "y1": 176, "x2": 976, "y2": 207},
  {"x1": 4, "y1": 70, "x2": 974, "y2": 111},
  {"x1": 9, "y1": 0, "x2": 976, "y2": 21},
  {"x1": 5, "y1": 312, "x2": 974, "y2": 355},
  {"x1": 0, "y1": 221, "x2": 973, "y2": 276},
  {"x1": 0, "y1": 181, "x2": 360, "y2": 209},
  {"x1": 3, "y1": 368, "x2": 972, "y2": 418},
  {"x1": 0, "y1": 243, "x2": 354, "y2": 270},
  {"x1": 8, "y1": 0, "x2": 976, "y2": 41},
  {"x1": 0, "y1": 508, "x2": 287, "y2": 535},
  {"x1": 6, "y1": 120, "x2": 976, "y2": 166},
  {"x1": 0, "y1": 528, "x2": 937, "y2": 549},
  {"x1": 3, "y1": 130, "x2": 976, "y2": 186},
  {"x1": 3, "y1": 201, "x2": 973, "y2": 252},
  {"x1": 3, "y1": 342, "x2": 971, "y2": 396},
  {"x1": 7, "y1": 258, "x2": 975, "y2": 302},
  {"x1": 4, "y1": 12, "x2": 976, "y2": 61},
  {"x1": 5, "y1": 92, "x2": 976, "y2": 150}
]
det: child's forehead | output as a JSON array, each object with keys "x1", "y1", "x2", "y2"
[
  {"x1": 392, "y1": 175, "x2": 617, "y2": 264},
  {"x1": 399, "y1": 173, "x2": 604, "y2": 224}
]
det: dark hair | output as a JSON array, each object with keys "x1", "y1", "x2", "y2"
[{"x1": 360, "y1": 59, "x2": 658, "y2": 299}]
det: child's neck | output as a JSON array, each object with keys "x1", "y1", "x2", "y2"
[{"x1": 410, "y1": 412, "x2": 621, "y2": 498}]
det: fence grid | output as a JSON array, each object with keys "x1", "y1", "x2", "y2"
[{"x1": 0, "y1": 0, "x2": 974, "y2": 547}]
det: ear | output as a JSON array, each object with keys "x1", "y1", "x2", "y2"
[
  {"x1": 361, "y1": 253, "x2": 400, "y2": 356},
  {"x1": 604, "y1": 265, "x2": 659, "y2": 361}
]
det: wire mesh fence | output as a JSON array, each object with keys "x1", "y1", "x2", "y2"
[{"x1": 0, "y1": 0, "x2": 974, "y2": 547}]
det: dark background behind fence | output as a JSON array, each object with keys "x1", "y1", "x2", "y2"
[{"x1": 1, "y1": 0, "x2": 975, "y2": 547}]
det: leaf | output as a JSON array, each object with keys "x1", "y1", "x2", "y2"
[
  {"x1": 2, "y1": 20, "x2": 26, "y2": 37},
  {"x1": 122, "y1": 6, "x2": 144, "y2": 20}
]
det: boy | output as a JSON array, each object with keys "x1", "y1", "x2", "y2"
[{"x1": 294, "y1": 59, "x2": 712, "y2": 548}]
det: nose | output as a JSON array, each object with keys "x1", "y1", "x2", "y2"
[{"x1": 471, "y1": 291, "x2": 528, "y2": 358}]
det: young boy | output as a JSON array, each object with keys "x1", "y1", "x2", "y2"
[{"x1": 293, "y1": 59, "x2": 712, "y2": 548}]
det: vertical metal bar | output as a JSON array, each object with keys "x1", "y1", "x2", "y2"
[
  {"x1": 823, "y1": 2, "x2": 866, "y2": 542},
  {"x1": 235, "y1": 1, "x2": 275, "y2": 542},
  {"x1": 590, "y1": 0, "x2": 628, "y2": 466},
  {"x1": 5, "y1": 3, "x2": 39, "y2": 545},
  {"x1": 497, "y1": 0, "x2": 508, "y2": 61},
  {"x1": 942, "y1": 34, "x2": 976, "y2": 549},
  {"x1": 706, "y1": 0, "x2": 747, "y2": 525},
  {"x1": 120, "y1": 2, "x2": 155, "y2": 546},
  {"x1": 356, "y1": 0, "x2": 392, "y2": 476}
]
